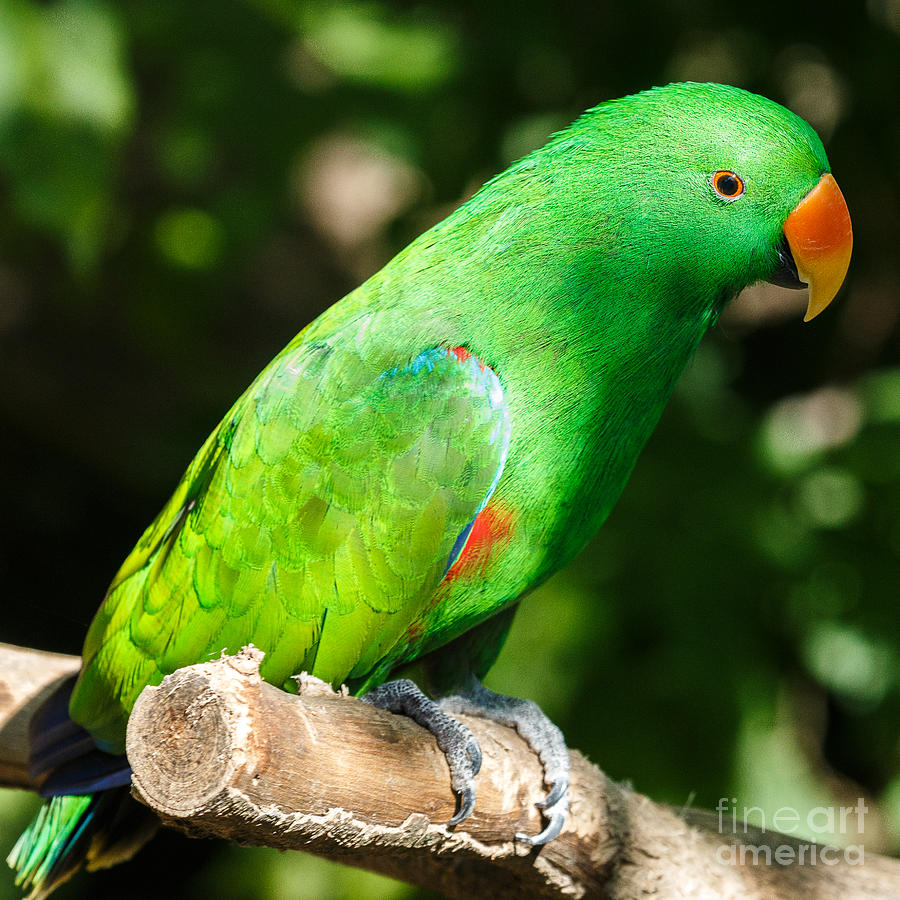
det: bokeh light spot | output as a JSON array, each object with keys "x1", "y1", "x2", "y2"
[{"x1": 154, "y1": 208, "x2": 225, "y2": 270}]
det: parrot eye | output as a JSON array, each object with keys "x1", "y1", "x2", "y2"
[{"x1": 711, "y1": 170, "x2": 745, "y2": 200}]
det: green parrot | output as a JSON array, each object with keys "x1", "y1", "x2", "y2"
[{"x1": 9, "y1": 81, "x2": 852, "y2": 898}]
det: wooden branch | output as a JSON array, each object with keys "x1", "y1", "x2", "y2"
[
  {"x1": 3, "y1": 642, "x2": 899, "y2": 898},
  {"x1": 124, "y1": 648, "x2": 900, "y2": 899},
  {"x1": 0, "y1": 642, "x2": 80, "y2": 788}
]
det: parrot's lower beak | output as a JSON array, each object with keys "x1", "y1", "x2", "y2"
[{"x1": 776, "y1": 173, "x2": 853, "y2": 322}]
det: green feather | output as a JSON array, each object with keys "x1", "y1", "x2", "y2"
[{"x1": 8, "y1": 795, "x2": 92, "y2": 899}]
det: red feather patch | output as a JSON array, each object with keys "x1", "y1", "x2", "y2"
[
  {"x1": 446, "y1": 345, "x2": 485, "y2": 370},
  {"x1": 444, "y1": 503, "x2": 513, "y2": 582}
]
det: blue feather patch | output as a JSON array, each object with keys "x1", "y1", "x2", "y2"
[{"x1": 28, "y1": 674, "x2": 132, "y2": 797}]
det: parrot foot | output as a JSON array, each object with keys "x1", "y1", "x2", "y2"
[
  {"x1": 440, "y1": 679, "x2": 569, "y2": 845},
  {"x1": 362, "y1": 678, "x2": 482, "y2": 826}
]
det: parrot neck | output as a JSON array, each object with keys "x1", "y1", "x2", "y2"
[{"x1": 492, "y1": 268, "x2": 719, "y2": 569}]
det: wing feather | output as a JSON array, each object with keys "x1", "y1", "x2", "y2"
[{"x1": 70, "y1": 339, "x2": 511, "y2": 751}]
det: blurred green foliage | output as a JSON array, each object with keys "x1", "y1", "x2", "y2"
[{"x1": 1, "y1": 1, "x2": 898, "y2": 897}]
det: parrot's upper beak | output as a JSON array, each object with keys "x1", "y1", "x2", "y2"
[{"x1": 770, "y1": 173, "x2": 853, "y2": 321}]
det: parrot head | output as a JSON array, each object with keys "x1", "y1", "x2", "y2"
[
  {"x1": 530, "y1": 81, "x2": 852, "y2": 323},
  {"x1": 648, "y1": 82, "x2": 853, "y2": 322}
]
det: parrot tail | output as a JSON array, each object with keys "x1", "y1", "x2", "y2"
[{"x1": 7, "y1": 677, "x2": 158, "y2": 898}]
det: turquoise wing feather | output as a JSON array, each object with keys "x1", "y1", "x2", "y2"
[{"x1": 70, "y1": 342, "x2": 511, "y2": 752}]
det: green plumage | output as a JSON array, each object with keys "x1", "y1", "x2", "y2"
[
  {"x1": 13, "y1": 81, "x2": 834, "y2": 896},
  {"x1": 72, "y1": 344, "x2": 511, "y2": 749},
  {"x1": 9, "y1": 796, "x2": 92, "y2": 894}
]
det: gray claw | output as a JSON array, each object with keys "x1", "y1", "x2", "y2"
[
  {"x1": 363, "y1": 678, "x2": 482, "y2": 828},
  {"x1": 441, "y1": 679, "x2": 571, "y2": 844},
  {"x1": 536, "y1": 778, "x2": 567, "y2": 809},
  {"x1": 516, "y1": 810, "x2": 566, "y2": 846}
]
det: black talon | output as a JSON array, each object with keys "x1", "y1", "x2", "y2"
[
  {"x1": 448, "y1": 785, "x2": 476, "y2": 826},
  {"x1": 536, "y1": 779, "x2": 567, "y2": 809}
]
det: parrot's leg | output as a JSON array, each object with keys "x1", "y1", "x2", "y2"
[
  {"x1": 362, "y1": 679, "x2": 483, "y2": 825},
  {"x1": 439, "y1": 678, "x2": 569, "y2": 845}
]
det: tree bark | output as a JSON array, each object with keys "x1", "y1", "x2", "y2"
[
  {"x1": 0, "y1": 642, "x2": 80, "y2": 788},
  {"x1": 2, "y1": 642, "x2": 899, "y2": 898}
]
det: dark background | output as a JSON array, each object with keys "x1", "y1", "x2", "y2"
[{"x1": 1, "y1": 1, "x2": 898, "y2": 897}]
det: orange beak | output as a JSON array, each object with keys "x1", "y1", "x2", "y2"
[{"x1": 784, "y1": 173, "x2": 853, "y2": 321}]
